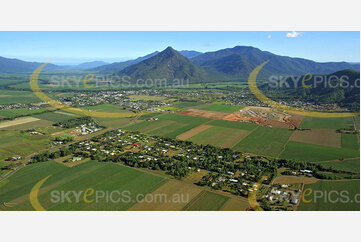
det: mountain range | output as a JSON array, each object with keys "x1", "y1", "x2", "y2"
[
  {"x1": 0, "y1": 56, "x2": 59, "y2": 73},
  {"x1": 0, "y1": 46, "x2": 359, "y2": 82},
  {"x1": 191, "y1": 46, "x2": 360, "y2": 79}
]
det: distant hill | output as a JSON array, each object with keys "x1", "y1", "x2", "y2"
[
  {"x1": 74, "y1": 61, "x2": 109, "y2": 70},
  {"x1": 192, "y1": 46, "x2": 360, "y2": 79},
  {"x1": 260, "y1": 69, "x2": 360, "y2": 111},
  {"x1": 178, "y1": 50, "x2": 203, "y2": 58},
  {"x1": 0, "y1": 56, "x2": 59, "y2": 73},
  {"x1": 91, "y1": 50, "x2": 202, "y2": 73},
  {"x1": 90, "y1": 52, "x2": 159, "y2": 73},
  {"x1": 118, "y1": 47, "x2": 209, "y2": 83}
]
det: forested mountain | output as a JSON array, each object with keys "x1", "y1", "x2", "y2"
[
  {"x1": 192, "y1": 46, "x2": 360, "y2": 79},
  {"x1": 118, "y1": 47, "x2": 209, "y2": 83}
]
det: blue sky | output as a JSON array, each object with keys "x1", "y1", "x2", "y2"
[{"x1": 0, "y1": 31, "x2": 359, "y2": 65}]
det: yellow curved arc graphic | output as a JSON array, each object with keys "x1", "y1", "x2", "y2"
[
  {"x1": 248, "y1": 61, "x2": 359, "y2": 118},
  {"x1": 30, "y1": 62, "x2": 150, "y2": 118},
  {"x1": 29, "y1": 175, "x2": 52, "y2": 211}
]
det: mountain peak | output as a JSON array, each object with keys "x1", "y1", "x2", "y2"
[{"x1": 119, "y1": 47, "x2": 208, "y2": 82}]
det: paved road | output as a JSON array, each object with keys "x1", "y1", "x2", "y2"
[{"x1": 0, "y1": 160, "x2": 31, "y2": 183}]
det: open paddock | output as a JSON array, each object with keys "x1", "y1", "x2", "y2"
[{"x1": 290, "y1": 129, "x2": 341, "y2": 148}]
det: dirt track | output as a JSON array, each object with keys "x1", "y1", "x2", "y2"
[{"x1": 0, "y1": 117, "x2": 40, "y2": 129}]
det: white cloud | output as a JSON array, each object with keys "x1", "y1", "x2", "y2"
[
  {"x1": 286, "y1": 31, "x2": 303, "y2": 38},
  {"x1": 268, "y1": 34, "x2": 272, "y2": 39}
]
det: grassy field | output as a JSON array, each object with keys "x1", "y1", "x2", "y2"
[
  {"x1": 199, "y1": 103, "x2": 244, "y2": 113},
  {"x1": 208, "y1": 119, "x2": 258, "y2": 131},
  {"x1": 233, "y1": 126, "x2": 294, "y2": 157},
  {"x1": 0, "y1": 108, "x2": 48, "y2": 119},
  {"x1": 0, "y1": 160, "x2": 167, "y2": 211},
  {"x1": 0, "y1": 129, "x2": 53, "y2": 162},
  {"x1": 318, "y1": 158, "x2": 360, "y2": 173},
  {"x1": 187, "y1": 126, "x2": 249, "y2": 148},
  {"x1": 341, "y1": 133, "x2": 359, "y2": 150},
  {"x1": 170, "y1": 101, "x2": 205, "y2": 110},
  {"x1": 300, "y1": 116, "x2": 355, "y2": 129},
  {"x1": 32, "y1": 111, "x2": 81, "y2": 122},
  {"x1": 1, "y1": 160, "x2": 248, "y2": 211},
  {"x1": 0, "y1": 90, "x2": 41, "y2": 105},
  {"x1": 280, "y1": 141, "x2": 360, "y2": 162},
  {"x1": 83, "y1": 104, "x2": 127, "y2": 112},
  {"x1": 183, "y1": 191, "x2": 229, "y2": 211},
  {"x1": 125, "y1": 113, "x2": 211, "y2": 139},
  {"x1": 290, "y1": 129, "x2": 341, "y2": 148},
  {"x1": 128, "y1": 95, "x2": 168, "y2": 101},
  {"x1": 298, "y1": 180, "x2": 360, "y2": 211}
]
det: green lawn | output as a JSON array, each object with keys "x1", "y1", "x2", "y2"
[
  {"x1": 233, "y1": 126, "x2": 293, "y2": 157},
  {"x1": 298, "y1": 180, "x2": 360, "y2": 211},
  {"x1": 280, "y1": 141, "x2": 360, "y2": 162},
  {"x1": 341, "y1": 133, "x2": 359, "y2": 150},
  {"x1": 199, "y1": 103, "x2": 244, "y2": 113},
  {"x1": 300, "y1": 116, "x2": 355, "y2": 129}
]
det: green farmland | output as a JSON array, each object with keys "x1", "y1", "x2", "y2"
[
  {"x1": 280, "y1": 141, "x2": 360, "y2": 162},
  {"x1": 341, "y1": 133, "x2": 359, "y2": 150},
  {"x1": 0, "y1": 160, "x2": 246, "y2": 211},
  {"x1": 319, "y1": 158, "x2": 360, "y2": 173},
  {"x1": 183, "y1": 191, "x2": 229, "y2": 211},
  {"x1": 125, "y1": 113, "x2": 210, "y2": 139},
  {"x1": 300, "y1": 116, "x2": 355, "y2": 129},
  {"x1": 199, "y1": 103, "x2": 244, "y2": 113},
  {"x1": 0, "y1": 160, "x2": 167, "y2": 211},
  {"x1": 233, "y1": 126, "x2": 293, "y2": 157},
  {"x1": 0, "y1": 108, "x2": 48, "y2": 119},
  {"x1": 298, "y1": 180, "x2": 360, "y2": 211}
]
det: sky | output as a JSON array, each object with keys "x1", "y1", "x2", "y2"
[{"x1": 0, "y1": 31, "x2": 359, "y2": 65}]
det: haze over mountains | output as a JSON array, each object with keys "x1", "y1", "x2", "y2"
[{"x1": 0, "y1": 46, "x2": 359, "y2": 82}]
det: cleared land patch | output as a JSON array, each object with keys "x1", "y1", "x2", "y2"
[
  {"x1": 176, "y1": 124, "x2": 212, "y2": 140},
  {"x1": 0, "y1": 117, "x2": 40, "y2": 129},
  {"x1": 178, "y1": 108, "x2": 229, "y2": 119},
  {"x1": 128, "y1": 180, "x2": 203, "y2": 211},
  {"x1": 182, "y1": 170, "x2": 209, "y2": 184},
  {"x1": 290, "y1": 129, "x2": 341, "y2": 148},
  {"x1": 272, "y1": 176, "x2": 319, "y2": 185}
]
